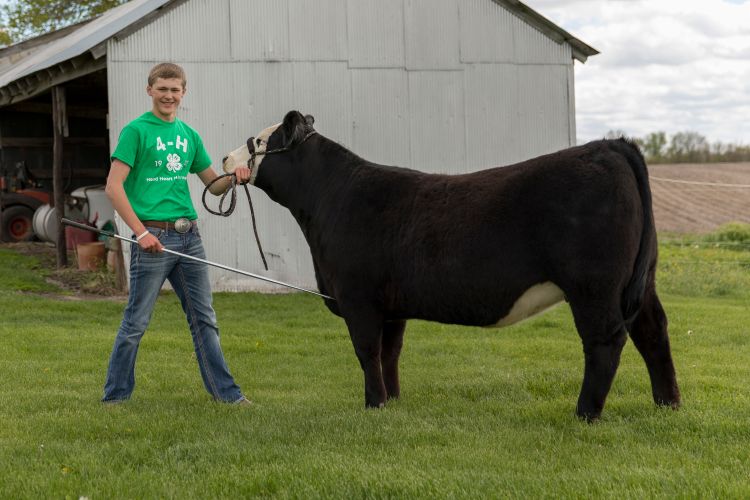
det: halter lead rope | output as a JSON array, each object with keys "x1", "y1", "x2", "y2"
[
  {"x1": 201, "y1": 130, "x2": 317, "y2": 273},
  {"x1": 202, "y1": 174, "x2": 269, "y2": 270}
]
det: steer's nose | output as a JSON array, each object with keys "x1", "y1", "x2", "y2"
[{"x1": 221, "y1": 155, "x2": 228, "y2": 164}]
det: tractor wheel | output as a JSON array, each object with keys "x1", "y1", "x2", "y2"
[{"x1": 1, "y1": 205, "x2": 35, "y2": 242}]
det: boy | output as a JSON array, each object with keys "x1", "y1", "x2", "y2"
[{"x1": 102, "y1": 62, "x2": 251, "y2": 405}]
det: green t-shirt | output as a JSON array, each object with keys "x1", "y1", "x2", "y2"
[{"x1": 111, "y1": 111, "x2": 212, "y2": 221}]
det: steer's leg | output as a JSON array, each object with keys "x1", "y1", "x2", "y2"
[
  {"x1": 343, "y1": 311, "x2": 387, "y2": 408},
  {"x1": 569, "y1": 297, "x2": 628, "y2": 422},
  {"x1": 382, "y1": 320, "x2": 406, "y2": 400},
  {"x1": 627, "y1": 281, "x2": 681, "y2": 409}
]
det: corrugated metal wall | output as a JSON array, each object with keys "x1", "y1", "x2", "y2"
[{"x1": 107, "y1": 0, "x2": 576, "y2": 292}]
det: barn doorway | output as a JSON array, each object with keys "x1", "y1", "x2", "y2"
[{"x1": 0, "y1": 68, "x2": 110, "y2": 242}]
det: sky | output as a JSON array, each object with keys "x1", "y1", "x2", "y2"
[
  {"x1": 1, "y1": 1, "x2": 747, "y2": 146},
  {"x1": 523, "y1": 0, "x2": 750, "y2": 145}
]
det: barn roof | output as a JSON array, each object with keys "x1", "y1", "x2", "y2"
[
  {"x1": 0, "y1": 0, "x2": 180, "y2": 105},
  {"x1": 494, "y1": 0, "x2": 598, "y2": 63},
  {"x1": 0, "y1": 0, "x2": 597, "y2": 106}
]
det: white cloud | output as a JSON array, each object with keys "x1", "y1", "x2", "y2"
[{"x1": 524, "y1": 0, "x2": 750, "y2": 144}]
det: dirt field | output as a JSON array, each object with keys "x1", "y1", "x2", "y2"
[{"x1": 649, "y1": 162, "x2": 750, "y2": 234}]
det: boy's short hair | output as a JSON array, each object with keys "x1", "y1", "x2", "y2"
[{"x1": 148, "y1": 63, "x2": 187, "y2": 87}]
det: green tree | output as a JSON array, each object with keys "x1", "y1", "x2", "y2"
[
  {"x1": 640, "y1": 131, "x2": 667, "y2": 163},
  {"x1": 1, "y1": 0, "x2": 127, "y2": 47},
  {"x1": 668, "y1": 131, "x2": 710, "y2": 163},
  {"x1": 0, "y1": 7, "x2": 11, "y2": 46},
  {"x1": 629, "y1": 131, "x2": 749, "y2": 164},
  {"x1": 0, "y1": 30, "x2": 11, "y2": 47}
]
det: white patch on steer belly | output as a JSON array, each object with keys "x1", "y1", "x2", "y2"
[
  {"x1": 491, "y1": 282, "x2": 565, "y2": 328},
  {"x1": 222, "y1": 123, "x2": 280, "y2": 183}
]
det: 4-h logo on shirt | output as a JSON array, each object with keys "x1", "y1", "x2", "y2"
[{"x1": 166, "y1": 153, "x2": 183, "y2": 172}]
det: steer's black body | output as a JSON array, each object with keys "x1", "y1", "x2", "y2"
[{"x1": 243, "y1": 111, "x2": 680, "y2": 420}]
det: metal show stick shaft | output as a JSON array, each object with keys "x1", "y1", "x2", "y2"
[{"x1": 61, "y1": 218, "x2": 334, "y2": 301}]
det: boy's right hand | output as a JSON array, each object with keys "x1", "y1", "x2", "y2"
[{"x1": 139, "y1": 233, "x2": 164, "y2": 253}]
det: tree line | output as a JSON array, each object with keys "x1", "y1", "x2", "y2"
[
  {"x1": 605, "y1": 130, "x2": 750, "y2": 164},
  {"x1": 0, "y1": 0, "x2": 127, "y2": 47}
]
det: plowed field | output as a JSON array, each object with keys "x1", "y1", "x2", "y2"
[{"x1": 649, "y1": 162, "x2": 750, "y2": 234}]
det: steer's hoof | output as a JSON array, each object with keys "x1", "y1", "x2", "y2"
[
  {"x1": 575, "y1": 406, "x2": 602, "y2": 423},
  {"x1": 655, "y1": 398, "x2": 681, "y2": 410}
]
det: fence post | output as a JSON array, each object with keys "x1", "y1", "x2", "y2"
[{"x1": 52, "y1": 85, "x2": 68, "y2": 267}]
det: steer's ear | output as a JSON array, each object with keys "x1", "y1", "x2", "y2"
[
  {"x1": 281, "y1": 110, "x2": 308, "y2": 147},
  {"x1": 282, "y1": 110, "x2": 302, "y2": 126},
  {"x1": 304, "y1": 114, "x2": 315, "y2": 128}
]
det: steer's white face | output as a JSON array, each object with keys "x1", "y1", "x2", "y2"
[{"x1": 222, "y1": 123, "x2": 281, "y2": 183}]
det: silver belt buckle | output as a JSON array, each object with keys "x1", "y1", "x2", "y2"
[{"x1": 174, "y1": 217, "x2": 192, "y2": 234}]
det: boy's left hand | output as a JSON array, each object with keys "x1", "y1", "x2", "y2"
[{"x1": 234, "y1": 166, "x2": 252, "y2": 184}]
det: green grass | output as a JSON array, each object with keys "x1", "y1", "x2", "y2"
[
  {"x1": 658, "y1": 223, "x2": 750, "y2": 299},
  {"x1": 0, "y1": 247, "x2": 60, "y2": 293},
  {"x1": 1, "y1": 227, "x2": 750, "y2": 498}
]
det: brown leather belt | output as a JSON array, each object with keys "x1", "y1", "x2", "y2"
[{"x1": 142, "y1": 218, "x2": 196, "y2": 233}]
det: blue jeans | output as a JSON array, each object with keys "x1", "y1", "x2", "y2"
[{"x1": 102, "y1": 225, "x2": 243, "y2": 403}]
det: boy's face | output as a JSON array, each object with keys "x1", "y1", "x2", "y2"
[{"x1": 147, "y1": 77, "x2": 185, "y2": 120}]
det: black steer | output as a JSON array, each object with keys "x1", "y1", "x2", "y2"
[{"x1": 223, "y1": 110, "x2": 680, "y2": 420}]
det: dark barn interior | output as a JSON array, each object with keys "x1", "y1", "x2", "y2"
[{"x1": 0, "y1": 69, "x2": 110, "y2": 243}]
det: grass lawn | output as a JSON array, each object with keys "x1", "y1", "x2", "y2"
[{"x1": 1, "y1": 228, "x2": 750, "y2": 498}]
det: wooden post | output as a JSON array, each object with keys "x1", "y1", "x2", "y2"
[
  {"x1": 51, "y1": 86, "x2": 68, "y2": 267},
  {"x1": 109, "y1": 238, "x2": 127, "y2": 292},
  {"x1": 0, "y1": 127, "x2": 4, "y2": 242}
]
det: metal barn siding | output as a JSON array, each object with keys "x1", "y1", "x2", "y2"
[
  {"x1": 106, "y1": 0, "x2": 588, "y2": 292},
  {"x1": 567, "y1": 65, "x2": 577, "y2": 146},
  {"x1": 291, "y1": 62, "x2": 353, "y2": 147},
  {"x1": 459, "y1": 0, "x2": 516, "y2": 63},
  {"x1": 404, "y1": 0, "x2": 461, "y2": 70},
  {"x1": 513, "y1": 12, "x2": 571, "y2": 65},
  {"x1": 190, "y1": 60, "x2": 319, "y2": 291},
  {"x1": 347, "y1": 0, "x2": 405, "y2": 68},
  {"x1": 167, "y1": 0, "x2": 231, "y2": 62},
  {"x1": 107, "y1": 8, "x2": 172, "y2": 61},
  {"x1": 229, "y1": 0, "x2": 290, "y2": 61},
  {"x1": 464, "y1": 63, "x2": 521, "y2": 168},
  {"x1": 409, "y1": 70, "x2": 466, "y2": 174},
  {"x1": 516, "y1": 64, "x2": 571, "y2": 160},
  {"x1": 351, "y1": 69, "x2": 410, "y2": 166},
  {"x1": 288, "y1": 0, "x2": 348, "y2": 62},
  {"x1": 107, "y1": 61, "x2": 153, "y2": 140}
]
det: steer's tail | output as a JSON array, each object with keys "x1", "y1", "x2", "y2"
[{"x1": 615, "y1": 138, "x2": 656, "y2": 330}]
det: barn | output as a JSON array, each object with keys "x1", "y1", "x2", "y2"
[{"x1": 0, "y1": 0, "x2": 597, "y2": 291}]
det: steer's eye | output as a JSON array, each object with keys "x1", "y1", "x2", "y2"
[{"x1": 256, "y1": 138, "x2": 263, "y2": 147}]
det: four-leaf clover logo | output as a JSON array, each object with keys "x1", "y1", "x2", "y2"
[{"x1": 166, "y1": 153, "x2": 183, "y2": 172}]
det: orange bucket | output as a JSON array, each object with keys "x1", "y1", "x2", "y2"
[
  {"x1": 77, "y1": 241, "x2": 106, "y2": 271},
  {"x1": 66, "y1": 224, "x2": 97, "y2": 250}
]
